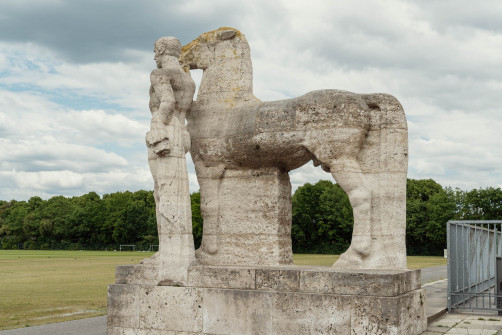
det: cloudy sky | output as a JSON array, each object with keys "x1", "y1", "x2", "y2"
[{"x1": 0, "y1": 0, "x2": 501, "y2": 201}]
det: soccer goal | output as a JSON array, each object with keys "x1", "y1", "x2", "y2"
[
  {"x1": 119, "y1": 244, "x2": 136, "y2": 251},
  {"x1": 149, "y1": 245, "x2": 159, "y2": 252}
]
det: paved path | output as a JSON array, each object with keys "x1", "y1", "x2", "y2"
[
  {"x1": 425, "y1": 314, "x2": 502, "y2": 334},
  {"x1": 421, "y1": 265, "x2": 447, "y2": 284},
  {"x1": 0, "y1": 316, "x2": 107, "y2": 335},
  {"x1": 0, "y1": 265, "x2": 472, "y2": 335},
  {"x1": 424, "y1": 278, "x2": 448, "y2": 322}
]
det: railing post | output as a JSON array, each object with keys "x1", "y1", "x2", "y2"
[
  {"x1": 496, "y1": 256, "x2": 502, "y2": 315},
  {"x1": 447, "y1": 220, "x2": 452, "y2": 312}
]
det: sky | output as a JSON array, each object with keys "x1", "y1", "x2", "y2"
[{"x1": 0, "y1": 0, "x2": 501, "y2": 201}]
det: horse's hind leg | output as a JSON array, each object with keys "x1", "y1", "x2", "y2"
[
  {"x1": 327, "y1": 157, "x2": 373, "y2": 268},
  {"x1": 307, "y1": 131, "x2": 373, "y2": 268}
]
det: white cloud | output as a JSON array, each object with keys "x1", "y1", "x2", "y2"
[
  {"x1": 1, "y1": 0, "x2": 502, "y2": 200},
  {"x1": 0, "y1": 167, "x2": 153, "y2": 200},
  {"x1": 0, "y1": 88, "x2": 149, "y2": 200},
  {"x1": 0, "y1": 89, "x2": 147, "y2": 145},
  {"x1": 0, "y1": 137, "x2": 128, "y2": 173},
  {"x1": 0, "y1": 42, "x2": 150, "y2": 113},
  {"x1": 12, "y1": 170, "x2": 85, "y2": 191},
  {"x1": 289, "y1": 162, "x2": 333, "y2": 191},
  {"x1": 62, "y1": 109, "x2": 148, "y2": 147}
]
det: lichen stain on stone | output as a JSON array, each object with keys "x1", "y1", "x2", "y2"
[
  {"x1": 180, "y1": 27, "x2": 243, "y2": 72},
  {"x1": 181, "y1": 27, "x2": 242, "y2": 55}
]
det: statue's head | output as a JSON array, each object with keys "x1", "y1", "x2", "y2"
[
  {"x1": 180, "y1": 27, "x2": 241, "y2": 71},
  {"x1": 154, "y1": 36, "x2": 181, "y2": 68}
]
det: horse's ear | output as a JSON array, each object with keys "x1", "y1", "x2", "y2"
[{"x1": 217, "y1": 29, "x2": 237, "y2": 40}]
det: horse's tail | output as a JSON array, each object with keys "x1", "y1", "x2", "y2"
[{"x1": 359, "y1": 93, "x2": 408, "y2": 269}]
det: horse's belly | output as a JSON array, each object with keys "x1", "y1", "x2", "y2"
[{"x1": 226, "y1": 131, "x2": 311, "y2": 170}]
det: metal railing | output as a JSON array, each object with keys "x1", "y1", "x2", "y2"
[{"x1": 447, "y1": 220, "x2": 502, "y2": 312}]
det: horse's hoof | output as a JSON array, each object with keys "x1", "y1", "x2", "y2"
[
  {"x1": 140, "y1": 251, "x2": 160, "y2": 265},
  {"x1": 350, "y1": 235, "x2": 372, "y2": 257},
  {"x1": 202, "y1": 235, "x2": 219, "y2": 254},
  {"x1": 331, "y1": 247, "x2": 363, "y2": 269}
]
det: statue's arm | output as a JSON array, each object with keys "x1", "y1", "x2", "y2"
[
  {"x1": 151, "y1": 69, "x2": 175, "y2": 125},
  {"x1": 178, "y1": 75, "x2": 196, "y2": 122}
]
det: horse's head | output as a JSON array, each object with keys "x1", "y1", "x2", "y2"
[{"x1": 180, "y1": 27, "x2": 243, "y2": 71}]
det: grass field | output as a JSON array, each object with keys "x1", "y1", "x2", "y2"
[
  {"x1": 0, "y1": 250, "x2": 447, "y2": 330},
  {"x1": 0, "y1": 250, "x2": 154, "y2": 330}
]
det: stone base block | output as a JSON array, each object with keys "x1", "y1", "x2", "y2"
[
  {"x1": 197, "y1": 168, "x2": 294, "y2": 266},
  {"x1": 108, "y1": 265, "x2": 427, "y2": 335}
]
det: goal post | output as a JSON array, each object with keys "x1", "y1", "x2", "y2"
[{"x1": 119, "y1": 244, "x2": 136, "y2": 251}]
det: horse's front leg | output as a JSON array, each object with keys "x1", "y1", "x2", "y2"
[{"x1": 194, "y1": 162, "x2": 226, "y2": 262}]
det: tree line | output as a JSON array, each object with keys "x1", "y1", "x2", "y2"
[{"x1": 1, "y1": 179, "x2": 501, "y2": 255}]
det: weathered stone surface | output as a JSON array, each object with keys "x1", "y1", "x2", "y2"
[
  {"x1": 108, "y1": 266, "x2": 426, "y2": 335},
  {"x1": 299, "y1": 268, "x2": 421, "y2": 296},
  {"x1": 115, "y1": 265, "x2": 159, "y2": 286},
  {"x1": 196, "y1": 167, "x2": 293, "y2": 266},
  {"x1": 108, "y1": 27, "x2": 420, "y2": 335},
  {"x1": 350, "y1": 289, "x2": 427, "y2": 335},
  {"x1": 139, "y1": 286, "x2": 203, "y2": 332},
  {"x1": 202, "y1": 288, "x2": 274, "y2": 334},
  {"x1": 255, "y1": 268, "x2": 300, "y2": 292},
  {"x1": 107, "y1": 285, "x2": 140, "y2": 328},
  {"x1": 272, "y1": 291, "x2": 351, "y2": 334},
  {"x1": 108, "y1": 327, "x2": 198, "y2": 335},
  {"x1": 179, "y1": 27, "x2": 409, "y2": 270},
  {"x1": 108, "y1": 327, "x2": 179, "y2": 335},
  {"x1": 141, "y1": 35, "x2": 196, "y2": 285},
  {"x1": 187, "y1": 265, "x2": 255, "y2": 289}
]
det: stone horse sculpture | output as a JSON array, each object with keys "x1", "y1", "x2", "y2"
[
  {"x1": 180, "y1": 27, "x2": 408, "y2": 269},
  {"x1": 107, "y1": 29, "x2": 425, "y2": 335}
]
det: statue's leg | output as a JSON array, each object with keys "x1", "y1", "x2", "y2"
[
  {"x1": 142, "y1": 122, "x2": 196, "y2": 283},
  {"x1": 141, "y1": 151, "x2": 162, "y2": 265}
]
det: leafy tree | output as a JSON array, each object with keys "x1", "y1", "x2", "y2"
[
  {"x1": 67, "y1": 192, "x2": 105, "y2": 248},
  {"x1": 0, "y1": 200, "x2": 29, "y2": 249},
  {"x1": 45, "y1": 196, "x2": 75, "y2": 247},
  {"x1": 132, "y1": 190, "x2": 157, "y2": 246},
  {"x1": 1, "y1": 181, "x2": 501, "y2": 255},
  {"x1": 462, "y1": 187, "x2": 502, "y2": 220},
  {"x1": 292, "y1": 180, "x2": 352, "y2": 254},
  {"x1": 406, "y1": 179, "x2": 455, "y2": 255}
]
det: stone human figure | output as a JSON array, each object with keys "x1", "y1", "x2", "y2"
[{"x1": 143, "y1": 36, "x2": 196, "y2": 284}]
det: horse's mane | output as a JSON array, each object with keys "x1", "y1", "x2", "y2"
[
  {"x1": 180, "y1": 27, "x2": 246, "y2": 72},
  {"x1": 181, "y1": 27, "x2": 243, "y2": 54}
]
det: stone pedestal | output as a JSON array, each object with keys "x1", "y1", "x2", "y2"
[
  {"x1": 197, "y1": 168, "x2": 293, "y2": 266},
  {"x1": 108, "y1": 264, "x2": 427, "y2": 335}
]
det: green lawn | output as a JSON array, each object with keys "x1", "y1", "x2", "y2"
[
  {"x1": 0, "y1": 250, "x2": 154, "y2": 330},
  {"x1": 0, "y1": 250, "x2": 447, "y2": 330}
]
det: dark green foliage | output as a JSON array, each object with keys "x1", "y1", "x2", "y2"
[
  {"x1": 0, "y1": 191, "x2": 177, "y2": 250},
  {"x1": 406, "y1": 179, "x2": 456, "y2": 255},
  {"x1": 0, "y1": 190, "x2": 200, "y2": 251},
  {"x1": 1, "y1": 179, "x2": 502, "y2": 255},
  {"x1": 457, "y1": 187, "x2": 502, "y2": 220},
  {"x1": 292, "y1": 180, "x2": 353, "y2": 254},
  {"x1": 291, "y1": 178, "x2": 502, "y2": 256},
  {"x1": 190, "y1": 191, "x2": 203, "y2": 249}
]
